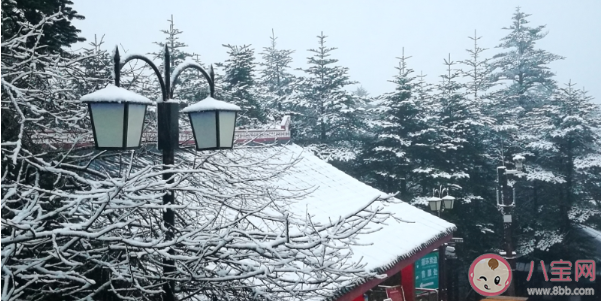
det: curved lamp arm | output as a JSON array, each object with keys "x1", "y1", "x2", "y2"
[
  {"x1": 169, "y1": 61, "x2": 215, "y2": 98},
  {"x1": 114, "y1": 45, "x2": 168, "y2": 101}
]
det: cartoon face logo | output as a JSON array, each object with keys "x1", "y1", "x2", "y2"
[{"x1": 468, "y1": 254, "x2": 512, "y2": 296}]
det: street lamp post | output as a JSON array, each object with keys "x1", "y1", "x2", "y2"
[
  {"x1": 496, "y1": 155, "x2": 525, "y2": 297},
  {"x1": 81, "y1": 45, "x2": 240, "y2": 301},
  {"x1": 426, "y1": 186, "x2": 457, "y2": 301}
]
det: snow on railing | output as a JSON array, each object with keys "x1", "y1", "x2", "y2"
[{"x1": 31, "y1": 116, "x2": 291, "y2": 149}]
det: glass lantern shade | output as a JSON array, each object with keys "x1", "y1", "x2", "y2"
[
  {"x1": 428, "y1": 197, "x2": 442, "y2": 212},
  {"x1": 88, "y1": 103, "x2": 147, "y2": 149},
  {"x1": 513, "y1": 155, "x2": 525, "y2": 172},
  {"x1": 442, "y1": 195, "x2": 456, "y2": 210},
  {"x1": 181, "y1": 96, "x2": 241, "y2": 151},
  {"x1": 81, "y1": 85, "x2": 152, "y2": 150},
  {"x1": 188, "y1": 111, "x2": 238, "y2": 150}
]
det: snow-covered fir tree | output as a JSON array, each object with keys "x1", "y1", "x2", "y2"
[
  {"x1": 491, "y1": 7, "x2": 564, "y2": 111},
  {"x1": 487, "y1": 7, "x2": 565, "y2": 164},
  {"x1": 149, "y1": 15, "x2": 210, "y2": 104},
  {"x1": 291, "y1": 32, "x2": 365, "y2": 161},
  {"x1": 425, "y1": 54, "x2": 489, "y2": 190},
  {"x1": 358, "y1": 50, "x2": 427, "y2": 194},
  {"x1": 258, "y1": 29, "x2": 296, "y2": 121},
  {"x1": 516, "y1": 81, "x2": 601, "y2": 259},
  {"x1": 218, "y1": 44, "x2": 264, "y2": 126},
  {"x1": 460, "y1": 30, "x2": 497, "y2": 105},
  {"x1": 70, "y1": 35, "x2": 112, "y2": 94}
]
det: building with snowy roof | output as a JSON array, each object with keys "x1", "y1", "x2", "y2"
[
  {"x1": 261, "y1": 143, "x2": 456, "y2": 301},
  {"x1": 33, "y1": 115, "x2": 456, "y2": 301}
]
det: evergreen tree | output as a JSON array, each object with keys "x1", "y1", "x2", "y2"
[
  {"x1": 358, "y1": 50, "x2": 428, "y2": 194},
  {"x1": 486, "y1": 8, "x2": 571, "y2": 262},
  {"x1": 491, "y1": 7, "x2": 564, "y2": 111},
  {"x1": 352, "y1": 86, "x2": 369, "y2": 98},
  {"x1": 428, "y1": 54, "x2": 489, "y2": 189},
  {"x1": 1, "y1": 0, "x2": 85, "y2": 55},
  {"x1": 425, "y1": 54, "x2": 498, "y2": 262},
  {"x1": 487, "y1": 8, "x2": 565, "y2": 170},
  {"x1": 461, "y1": 30, "x2": 496, "y2": 104},
  {"x1": 518, "y1": 81, "x2": 601, "y2": 259},
  {"x1": 70, "y1": 35, "x2": 112, "y2": 96},
  {"x1": 258, "y1": 29, "x2": 295, "y2": 118},
  {"x1": 149, "y1": 15, "x2": 210, "y2": 104},
  {"x1": 292, "y1": 32, "x2": 362, "y2": 158},
  {"x1": 219, "y1": 44, "x2": 263, "y2": 126}
]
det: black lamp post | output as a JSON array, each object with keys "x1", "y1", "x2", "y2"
[
  {"x1": 496, "y1": 154, "x2": 526, "y2": 297},
  {"x1": 80, "y1": 45, "x2": 240, "y2": 301},
  {"x1": 425, "y1": 185, "x2": 457, "y2": 301}
]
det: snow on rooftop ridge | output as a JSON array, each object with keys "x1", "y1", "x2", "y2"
[
  {"x1": 80, "y1": 84, "x2": 153, "y2": 104},
  {"x1": 180, "y1": 96, "x2": 241, "y2": 113}
]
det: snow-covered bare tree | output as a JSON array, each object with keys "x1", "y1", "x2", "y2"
[{"x1": 2, "y1": 12, "x2": 396, "y2": 301}]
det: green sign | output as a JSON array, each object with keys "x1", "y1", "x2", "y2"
[{"x1": 415, "y1": 251, "x2": 439, "y2": 289}]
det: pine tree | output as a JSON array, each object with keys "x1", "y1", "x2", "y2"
[
  {"x1": 428, "y1": 54, "x2": 488, "y2": 188},
  {"x1": 461, "y1": 30, "x2": 496, "y2": 105},
  {"x1": 425, "y1": 54, "x2": 498, "y2": 260},
  {"x1": 359, "y1": 50, "x2": 426, "y2": 193},
  {"x1": 1, "y1": 0, "x2": 85, "y2": 55},
  {"x1": 518, "y1": 81, "x2": 601, "y2": 259},
  {"x1": 219, "y1": 44, "x2": 263, "y2": 126},
  {"x1": 486, "y1": 9, "x2": 570, "y2": 260},
  {"x1": 149, "y1": 15, "x2": 210, "y2": 104},
  {"x1": 71, "y1": 35, "x2": 112, "y2": 96},
  {"x1": 491, "y1": 7, "x2": 564, "y2": 111},
  {"x1": 259, "y1": 29, "x2": 295, "y2": 118},
  {"x1": 293, "y1": 32, "x2": 360, "y2": 153}
]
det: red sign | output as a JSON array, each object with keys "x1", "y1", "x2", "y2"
[{"x1": 385, "y1": 286, "x2": 405, "y2": 301}]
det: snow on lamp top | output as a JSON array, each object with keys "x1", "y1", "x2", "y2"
[
  {"x1": 81, "y1": 84, "x2": 153, "y2": 104},
  {"x1": 512, "y1": 155, "x2": 525, "y2": 162},
  {"x1": 180, "y1": 96, "x2": 241, "y2": 113},
  {"x1": 442, "y1": 195, "x2": 455, "y2": 200}
]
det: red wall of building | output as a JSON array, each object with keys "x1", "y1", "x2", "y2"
[{"x1": 401, "y1": 264, "x2": 416, "y2": 301}]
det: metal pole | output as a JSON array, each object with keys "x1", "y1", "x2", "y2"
[
  {"x1": 114, "y1": 46, "x2": 120, "y2": 87},
  {"x1": 161, "y1": 44, "x2": 176, "y2": 301},
  {"x1": 438, "y1": 245, "x2": 447, "y2": 301},
  {"x1": 497, "y1": 166, "x2": 515, "y2": 296}
]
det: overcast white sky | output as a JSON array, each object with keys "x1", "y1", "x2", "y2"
[{"x1": 71, "y1": 1, "x2": 601, "y2": 103}]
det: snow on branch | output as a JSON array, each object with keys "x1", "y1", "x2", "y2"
[{"x1": 1, "y1": 15, "x2": 395, "y2": 300}]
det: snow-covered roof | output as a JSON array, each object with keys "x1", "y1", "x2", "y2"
[
  {"x1": 180, "y1": 96, "x2": 241, "y2": 113},
  {"x1": 249, "y1": 144, "x2": 455, "y2": 299},
  {"x1": 80, "y1": 84, "x2": 153, "y2": 104}
]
